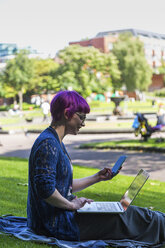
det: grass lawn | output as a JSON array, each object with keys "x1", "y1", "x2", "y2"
[
  {"x1": 0, "y1": 99, "x2": 158, "y2": 133},
  {"x1": 90, "y1": 99, "x2": 159, "y2": 114},
  {"x1": 83, "y1": 119, "x2": 156, "y2": 131},
  {"x1": 80, "y1": 137, "x2": 165, "y2": 151},
  {"x1": 2, "y1": 117, "x2": 157, "y2": 132},
  {"x1": 0, "y1": 157, "x2": 165, "y2": 247},
  {"x1": 2, "y1": 119, "x2": 136, "y2": 132}
]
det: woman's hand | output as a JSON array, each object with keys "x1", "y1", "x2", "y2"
[
  {"x1": 72, "y1": 168, "x2": 116, "y2": 193},
  {"x1": 44, "y1": 189, "x2": 93, "y2": 211},
  {"x1": 71, "y1": 197, "x2": 93, "y2": 210},
  {"x1": 96, "y1": 167, "x2": 113, "y2": 182}
]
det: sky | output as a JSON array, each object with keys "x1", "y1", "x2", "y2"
[{"x1": 0, "y1": 0, "x2": 165, "y2": 57}]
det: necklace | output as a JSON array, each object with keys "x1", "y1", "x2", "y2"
[{"x1": 61, "y1": 143, "x2": 72, "y2": 162}]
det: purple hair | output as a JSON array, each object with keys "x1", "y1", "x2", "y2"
[{"x1": 50, "y1": 90, "x2": 90, "y2": 121}]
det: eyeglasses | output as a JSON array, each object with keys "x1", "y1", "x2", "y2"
[{"x1": 75, "y1": 112, "x2": 86, "y2": 123}]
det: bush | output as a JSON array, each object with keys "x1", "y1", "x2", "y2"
[
  {"x1": 0, "y1": 105, "x2": 9, "y2": 111},
  {"x1": 0, "y1": 102, "x2": 39, "y2": 112},
  {"x1": 21, "y1": 102, "x2": 39, "y2": 111},
  {"x1": 154, "y1": 88, "x2": 165, "y2": 97}
]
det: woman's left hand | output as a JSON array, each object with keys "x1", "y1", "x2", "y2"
[{"x1": 96, "y1": 168, "x2": 113, "y2": 181}]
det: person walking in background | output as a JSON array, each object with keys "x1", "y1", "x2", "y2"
[
  {"x1": 41, "y1": 101, "x2": 50, "y2": 122},
  {"x1": 157, "y1": 103, "x2": 165, "y2": 125},
  {"x1": 0, "y1": 121, "x2": 2, "y2": 146}
]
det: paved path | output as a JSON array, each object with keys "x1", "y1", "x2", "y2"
[{"x1": 0, "y1": 132, "x2": 165, "y2": 182}]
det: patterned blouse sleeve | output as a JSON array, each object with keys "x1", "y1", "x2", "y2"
[{"x1": 33, "y1": 138, "x2": 59, "y2": 199}]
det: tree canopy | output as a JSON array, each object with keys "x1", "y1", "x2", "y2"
[
  {"x1": 0, "y1": 39, "x2": 155, "y2": 106},
  {"x1": 158, "y1": 59, "x2": 165, "y2": 75},
  {"x1": 112, "y1": 33, "x2": 153, "y2": 92},
  {"x1": 29, "y1": 58, "x2": 60, "y2": 94},
  {"x1": 1, "y1": 50, "x2": 34, "y2": 109},
  {"x1": 53, "y1": 45, "x2": 120, "y2": 97},
  {"x1": 0, "y1": 52, "x2": 60, "y2": 108}
]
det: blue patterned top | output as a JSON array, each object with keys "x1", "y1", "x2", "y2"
[{"x1": 27, "y1": 126, "x2": 80, "y2": 240}]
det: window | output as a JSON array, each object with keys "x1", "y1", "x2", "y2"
[{"x1": 108, "y1": 42, "x2": 113, "y2": 51}]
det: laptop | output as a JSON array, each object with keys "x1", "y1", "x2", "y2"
[{"x1": 77, "y1": 169, "x2": 149, "y2": 214}]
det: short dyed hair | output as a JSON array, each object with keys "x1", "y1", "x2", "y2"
[{"x1": 50, "y1": 90, "x2": 90, "y2": 121}]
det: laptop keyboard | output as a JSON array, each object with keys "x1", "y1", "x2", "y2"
[{"x1": 96, "y1": 202, "x2": 119, "y2": 212}]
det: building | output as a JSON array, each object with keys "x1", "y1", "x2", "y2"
[
  {"x1": 69, "y1": 28, "x2": 165, "y2": 69},
  {"x1": 70, "y1": 35, "x2": 116, "y2": 54},
  {"x1": 0, "y1": 43, "x2": 50, "y2": 71},
  {"x1": 70, "y1": 29, "x2": 165, "y2": 91},
  {"x1": 0, "y1": 43, "x2": 18, "y2": 65}
]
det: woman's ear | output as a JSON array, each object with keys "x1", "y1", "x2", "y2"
[{"x1": 64, "y1": 108, "x2": 69, "y2": 120}]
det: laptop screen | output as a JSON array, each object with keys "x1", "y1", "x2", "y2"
[{"x1": 120, "y1": 169, "x2": 149, "y2": 210}]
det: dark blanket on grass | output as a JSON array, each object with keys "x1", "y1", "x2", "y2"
[{"x1": 0, "y1": 215, "x2": 165, "y2": 248}]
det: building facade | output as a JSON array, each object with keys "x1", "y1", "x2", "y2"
[
  {"x1": 70, "y1": 28, "x2": 165, "y2": 69},
  {"x1": 0, "y1": 43, "x2": 18, "y2": 63},
  {"x1": 0, "y1": 43, "x2": 50, "y2": 72}
]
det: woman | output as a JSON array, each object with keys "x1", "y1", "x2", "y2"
[{"x1": 27, "y1": 90, "x2": 165, "y2": 245}]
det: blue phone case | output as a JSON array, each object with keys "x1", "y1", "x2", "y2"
[{"x1": 112, "y1": 155, "x2": 127, "y2": 175}]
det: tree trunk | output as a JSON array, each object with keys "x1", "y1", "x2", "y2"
[{"x1": 18, "y1": 90, "x2": 23, "y2": 110}]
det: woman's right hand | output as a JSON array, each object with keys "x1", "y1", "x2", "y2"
[{"x1": 70, "y1": 197, "x2": 93, "y2": 210}]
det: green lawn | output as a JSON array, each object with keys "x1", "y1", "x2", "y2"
[
  {"x1": 0, "y1": 99, "x2": 158, "y2": 126},
  {"x1": 0, "y1": 157, "x2": 165, "y2": 247},
  {"x1": 80, "y1": 137, "x2": 165, "y2": 151},
  {"x1": 90, "y1": 99, "x2": 158, "y2": 114},
  {"x1": 1, "y1": 116, "x2": 157, "y2": 132},
  {"x1": 0, "y1": 98, "x2": 159, "y2": 134},
  {"x1": 1, "y1": 118, "x2": 136, "y2": 131}
]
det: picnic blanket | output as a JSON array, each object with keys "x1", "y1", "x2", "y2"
[{"x1": 0, "y1": 215, "x2": 164, "y2": 248}]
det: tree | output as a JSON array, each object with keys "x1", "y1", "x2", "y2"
[
  {"x1": 0, "y1": 74, "x2": 6, "y2": 98},
  {"x1": 29, "y1": 58, "x2": 60, "y2": 95},
  {"x1": 158, "y1": 59, "x2": 165, "y2": 76},
  {"x1": 112, "y1": 33, "x2": 152, "y2": 92},
  {"x1": 54, "y1": 45, "x2": 120, "y2": 97},
  {"x1": 1, "y1": 50, "x2": 34, "y2": 110}
]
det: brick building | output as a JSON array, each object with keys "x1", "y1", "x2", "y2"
[
  {"x1": 149, "y1": 74, "x2": 164, "y2": 91},
  {"x1": 70, "y1": 35, "x2": 117, "y2": 53},
  {"x1": 69, "y1": 29, "x2": 165, "y2": 91},
  {"x1": 70, "y1": 28, "x2": 165, "y2": 69}
]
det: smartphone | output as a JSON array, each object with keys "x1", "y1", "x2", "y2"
[{"x1": 111, "y1": 155, "x2": 127, "y2": 176}]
